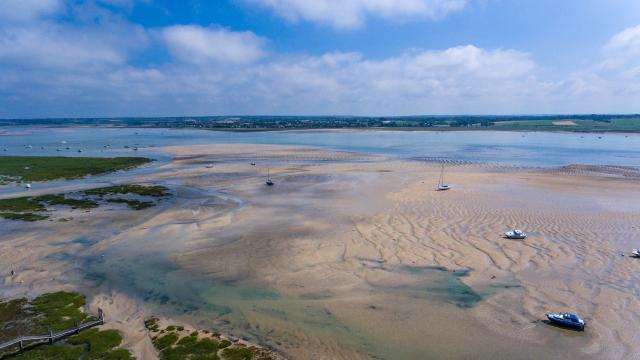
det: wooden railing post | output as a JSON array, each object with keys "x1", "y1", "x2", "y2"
[
  {"x1": 48, "y1": 328, "x2": 54, "y2": 344},
  {"x1": 18, "y1": 340, "x2": 23, "y2": 352},
  {"x1": 98, "y1": 308, "x2": 104, "y2": 324}
]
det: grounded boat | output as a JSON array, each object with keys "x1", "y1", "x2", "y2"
[
  {"x1": 265, "y1": 169, "x2": 274, "y2": 186},
  {"x1": 436, "y1": 163, "x2": 450, "y2": 191},
  {"x1": 504, "y1": 229, "x2": 527, "y2": 239},
  {"x1": 631, "y1": 249, "x2": 640, "y2": 258},
  {"x1": 546, "y1": 312, "x2": 585, "y2": 331}
]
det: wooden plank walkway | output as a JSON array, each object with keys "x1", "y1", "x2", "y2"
[{"x1": 0, "y1": 308, "x2": 104, "y2": 352}]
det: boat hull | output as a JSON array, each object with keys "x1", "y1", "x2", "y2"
[
  {"x1": 546, "y1": 315, "x2": 585, "y2": 331},
  {"x1": 504, "y1": 232, "x2": 526, "y2": 240}
]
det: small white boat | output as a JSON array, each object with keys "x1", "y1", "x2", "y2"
[
  {"x1": 25, "y1": 183, "x2": 31, "y2": 189},
  {"x1": 206, "y1": 164, "x2": 214, "y2": 168},
  {"x1": 504, "y1": 229, "x2": 527, "y2": 239},
  {"x1": 631, "y1": 249, "x2": 640, "y2": 258},
  {"x1": 78, "y1": 149, "x2": 83, "y2": 152},
  {"x1": 250, "y1": 162, "x2": 256, "y2": 166}
]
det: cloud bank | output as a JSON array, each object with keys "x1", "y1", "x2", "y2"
[
  {"x1": 0, "y1": 1, "x2": 639, "y2": 117},
  {"x1": 247, "y1": 0, "x2": 467, "y2": 29}
]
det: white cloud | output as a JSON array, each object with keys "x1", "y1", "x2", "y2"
[
  {"x1": 248, "y1": 0, "x2": 467, "y2": 29},
  {"x1": 603, "y1": 25, "x2": 640, "y2": 56},
  {"x1": 230, "y1": 45, "x2": 537, "y2": 114},
  {"x1": 0, "y1": 25, "x2": 131, "y2": 69},
  {"x1": 600, "y1": 25, "x2": 640, "y2": 69},
  {"x1": 162, "y1": 25, "x2": 266, "y2": 64},
  {"x1": 0, "y1": 43, "x2": 542, "y2": 117},
  {"x1": 0, "y1": 0, "x2": 61, "y2": 22}
]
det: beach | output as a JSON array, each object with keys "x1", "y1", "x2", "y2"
[{"x1": 2, "y1": 142, "x2": 640, "y2": 359}]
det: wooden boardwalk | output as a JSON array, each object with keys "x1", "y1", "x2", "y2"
[{"x1": 0, "y1": 308, "x2": 104, "y2": 352}]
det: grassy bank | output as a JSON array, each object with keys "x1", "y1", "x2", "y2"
[
  {"x1": 0, "y1": 184, "x2": 170, "y2": 221},
  {"x1": 145, "y1": 318, "x2": 280, "y2": 360},
  {"x1": 0, "y1": 156, "x2": 151, "y2": 182},
  {"x1": 0, "y1": 291, "x2": 133, "y2": 359},
  {"x1": 492, "y1": 118, "x2": 640, "y2": 132}
]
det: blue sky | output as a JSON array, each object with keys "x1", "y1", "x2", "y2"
[{"x1": 1, "y1": 0, "x2": 640, "y2": 117}]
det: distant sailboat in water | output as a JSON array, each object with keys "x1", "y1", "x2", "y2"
[{"x1": 436, "y1": 163, "x2": 450, "y2": 191}]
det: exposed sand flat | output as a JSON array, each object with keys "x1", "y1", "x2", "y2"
[{"x1": 2, "y1": 143, "x2": 639, "y2": 359}]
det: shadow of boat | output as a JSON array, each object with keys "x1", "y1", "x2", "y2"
[{"x1": 541, "y1": 319, "x2": 585, "y2": 332}]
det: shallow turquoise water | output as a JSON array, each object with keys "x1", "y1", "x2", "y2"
[{"x1": 2, "y1": 126, "x2": 640, "y2": 166}]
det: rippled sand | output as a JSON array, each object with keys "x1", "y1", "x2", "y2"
[{"x1": 2, "y1": 144, "x2": 640, "y2": 359}]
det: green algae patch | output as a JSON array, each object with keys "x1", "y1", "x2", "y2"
[
  {"x1": 106, "y1": 198, "x2": 154, "y2": 210},
  {"x1": 84, "y1": 185, "x2": 169, "y2": 197},
  {"x1": 0, "y1": 213, "x2": 48, "y2": 221},
  {"x1": 388, "y1": 265, "x2": 482, "y2": 309},
  {"x1": 0, "y1": 184, "x2": 170, "y2": 222},
  {"x1": 33, "y1": 194, "x2": 98, "y2": 209},
  {"x1": 0, "y1": 156, "x2": 151, "y2": 182},
  {"x1": 0, "y1": 197, "x2": 46, "y2": 212}
]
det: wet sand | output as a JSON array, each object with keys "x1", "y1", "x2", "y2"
[{"x1": 2, "y1": 144, "x2": 640, "y2": 359}]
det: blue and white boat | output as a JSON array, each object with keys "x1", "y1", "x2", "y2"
[
  {"x1": 631, "y1": 249, "x2": 640, "y2": 258},
  {"x1": 546, "y1": 312, "x2": 585, "y2": 331},
  {"x1": 504, "y1": 229, "x2": 527, "y2": 239}
]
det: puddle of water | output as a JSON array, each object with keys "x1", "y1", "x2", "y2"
[{"x1": 84, "y1": 247, "x2": 492, "y2": 358}]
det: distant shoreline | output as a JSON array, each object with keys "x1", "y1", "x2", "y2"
[
  {"x1": 2, "y1": 124, "x2": 640, "y2": 134},
  {"x1": 1, "y1": 114, "x2": 640, "y2": 133}
]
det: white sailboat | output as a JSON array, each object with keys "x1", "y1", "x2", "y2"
[{"x1": 436, "y1": 163, "x2": 450, "y2": 191}]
